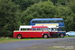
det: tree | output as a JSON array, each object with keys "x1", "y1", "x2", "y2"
[
  {"x1": 54, "y1": 6, "x2": 74, "y2": 31},
  {"x1": 13, "y1": 0, "x2": 35, "y2": 11},
  {"x1": 0, "y1": 0, "x2": 21, "y2": 37},
  {"x1": 21, "y1": 1, "x2": 56, "y2": 25},
  {"x1": 66, "y1": 0, "x2": 75, "y2": 13}
]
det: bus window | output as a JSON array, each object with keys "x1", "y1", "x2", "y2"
[
  {"x1": 32, "y1": 21, "x2": 35, "y2": 23},
  {"x1": 21, "y1": 28, "x2": 27, "y2": 31},
  {"x1": 41, "y1": 21, "x2": 44, "y2": 23},
  {"x1": 51, "y1": 28, "x2": 56, "y2": 31},
  {"x1": 33, "y1": 28, "x2": 37, "y2": 31},
  {"x1": 37, "y1": 28, "x2": 42, "y2": 31},
  {"x1": 59, "y1": 20, "x2": 63, "y2": 23},
  {"x1": 48, "y1": 28, "x2": 51, "y2": 31},
  {"x1": 58, "y1": 27, "x2": 61, "y2": 31},
  {"x1": 45, "y1": 21, "x2": 50, "y2": 23},
  {"x1": 50, "y1": 21, "x2": 53, "y2": 23},
  {"x1": 43, "y1": 28, "x2": 48, "y2": 31},
  {"x1": 36, "y1": 21, "x2": 40, "y2": 23},
  {"x1": 54, "y1": 20, "x2": 58, "y2": 23},
  {"x1": 62, "y1": 27, "x2": 65, "y2": 31},
  {"x1": 27, "y1": 28, "x2": 31, "y2": 30}
]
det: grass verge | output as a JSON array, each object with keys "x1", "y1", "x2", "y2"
[
  {"x1": 0, "y1": 36, "x2": 75, "y2": 44},
  {"x1": 0, "y1": 37, "x2": 44, "y2": 44}
]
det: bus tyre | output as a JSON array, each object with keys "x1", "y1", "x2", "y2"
[
  {"x1": 60, "y1": 34, "x2": 64, "y2": 38},
  {"x1": 43, "y1": 35, "x2": 48, "y2": 38},
  {"x1": 17, "y1": 34, "x2": 22, "y2": 39},
  {"x1": 52, "y1": 33, "x2": 58, "y2": 38}
]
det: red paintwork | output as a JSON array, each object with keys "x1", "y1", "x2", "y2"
[
  {"x1": 13, "y1": 31, "x2": 50, "y2": 38},
  {"x1": 13, "y1": 26, "x2": 58, "y2": 38},
  {"x1": 32, "y1": 26, "x2": 48, "y2": 28},
  {"x1": 50, "y1": 32, "x2": 58, "y2": 36}
]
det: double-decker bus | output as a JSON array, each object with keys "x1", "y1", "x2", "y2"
[{"x1": 30, "y1": 18, "x2": 66, "y2": 38}]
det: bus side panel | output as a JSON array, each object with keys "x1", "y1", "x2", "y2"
[
  {"x1": 58, "y1": 32, "x2": 66, "y2": 36},
  {"x1": 50, "y1": 32, "x2": 58, "y2": 36},
  {"x1": 13, "y1": 32, "x2": 29, "y2": 38},
  {"x1": 29, "y1": 31, "x2": 49, "y2": 38},
  {"x1": 13, "y1": 31, "x2": 44, "y2": 38},
  {"x1": 13, "y1": 32, "x2": 17, "y2": 38},
  {"x1": 28, "y1": 32, "x2": 42, "y2": 38},
  {"x1": 13, "y1": 31, "x2": 51, "y2": 38}
]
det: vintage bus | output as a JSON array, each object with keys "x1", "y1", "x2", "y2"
[
  {"x1": 13, "y1": 25, "x2": 58, "y2": 39},
  {"x1": 30, "y1": 18, "x2": 66, "y2": 38}
]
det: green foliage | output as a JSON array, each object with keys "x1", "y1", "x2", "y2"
[
  {"x1": 54, "y1": 6, "x2": 73, "y2": 18},
  {"x1": 0, "y1": 0, "x2": 21, "y2": 37},
  {"x1": 66, "y1": 0, "x2": 75, "y2": 13},
  {"x1": 13, "y1": 0, "x2": 50, "y2": 11},
  {"x1": 22, "y1": 1, "x2": 56, "y2": 25},
  {"x1": 13, "y1": 0, "x2": 35, "y2": 11},
  {"x1": 65, "y1": 0, "x2": 75, "y2": 31}
]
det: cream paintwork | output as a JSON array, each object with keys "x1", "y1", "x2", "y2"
[
  {"x1": 14, "y1": 30, "x2": 48, "y2": 32},
  {"x1": 35, "y1": 23, "x2": 59, "y2": 26}
]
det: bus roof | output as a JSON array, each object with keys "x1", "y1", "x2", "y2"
[
  {"x1": 20, "y1": 25, "x2": 32, "y2": 28},
  {"x1": 32, "y1": 26, "x2": 48, "y2": 28},
  {"x1": 31, "y1": 18, "x2": 63, "y2": 21},
  {"x1": 19, "y1": 25, "x2": 48, "y2": 28}
]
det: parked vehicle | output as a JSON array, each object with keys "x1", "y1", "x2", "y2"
[
  {"x1": 13, "y1": 25, "x2": 58, "y2": 39},
  {"x1": 66, "y1": 31, "x2": 75, "y2": 36},
  {"x1": 30, "y1": 18, "x2": 66, "y2": 38}
]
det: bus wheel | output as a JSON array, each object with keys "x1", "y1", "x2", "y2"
[
  {"x1": 17, "y1": 34, "x2": 22, "y2": 39},
  {"x1": 52, "y1": 33, "x2": 58, "y2": 38},
  {"x1": 60, "y1": 34, "x2": 64, "y2": 38},
  {"x1": 43, "y1": 35, "x2": 48, "y2": 38}
]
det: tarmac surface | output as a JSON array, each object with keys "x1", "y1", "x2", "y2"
[{"x1": 0, "y1": 38, "x2": 75, "y2": 50}]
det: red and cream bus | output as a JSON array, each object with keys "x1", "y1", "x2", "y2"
[{"x1": 13, "y1": 25, "x2": 58, "y2": 39}]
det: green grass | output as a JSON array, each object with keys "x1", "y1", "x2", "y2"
[
  {"x1": 0, "y1": 37, "x2": 49, "y2": 43},
  {"x1": 64, "y1": 36, "x2": 75, "y2": 38},
  {"x1": 0, "y1": 36, "x2": 75, "y2": 44},
  {"x1": 0, "y1": 38, "x2": 44, "y2": 43}
]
